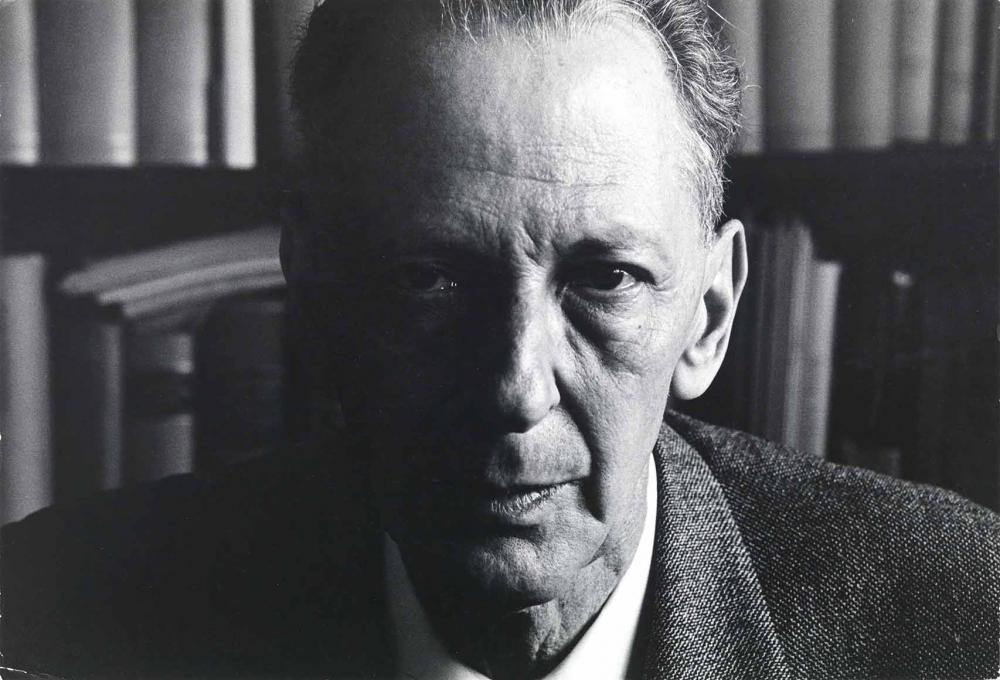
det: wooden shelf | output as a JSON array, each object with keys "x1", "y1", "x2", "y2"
[
  {"x1": 726, "y1": 145, "x2": 998, "y2": 264},
  {"x1": 0, "y1": 166, "x2": 278, "y2": 272},
  {"x1": 2, "y1": 145, "x2": 996, "y2": 270}
]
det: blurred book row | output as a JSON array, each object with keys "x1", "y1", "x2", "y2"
[
  {"x1": 0, "y1": 0, "x2": 313, "y2": 167},
  {"x1": 685, "y1": 217, "x2": 843, "y2": 455},
  {"x1": 7, "y1": 214, "x2": 990, "y2": 524},
  {"x1": 686, "y1": 211, "x2": 997, "y2": 510},
  {"x1": 2, "y1": 0, "x2": 995, "y2": 166},
  {"x1": 0, "y1": 229, "x2": 290, "y2": 525},
  {"x1": 709, "y1": 0, "x2": 999, "y2": 152}
]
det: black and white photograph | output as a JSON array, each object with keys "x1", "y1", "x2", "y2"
[{"x1": 0, "y1": 0, "x2": 998, "y2": 677}]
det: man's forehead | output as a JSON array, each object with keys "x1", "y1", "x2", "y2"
[{"x1": 330, "y1": 15, "x2": 687, "y2": 183}]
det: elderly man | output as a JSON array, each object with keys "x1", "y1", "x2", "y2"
[{"x1": 4, "y1": 0, "x2": 999, "y2": 678}]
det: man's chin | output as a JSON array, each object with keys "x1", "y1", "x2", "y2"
[{"x1": 399, "y1": 531, "x2": 581, "y2": 609}]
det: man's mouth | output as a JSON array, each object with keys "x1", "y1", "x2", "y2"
[{"x1": 473, "y1": 483, "x2": 567, "y2": 523}]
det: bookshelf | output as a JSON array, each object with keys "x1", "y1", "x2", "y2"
[
  {"x1": 727, "y1": 147, "x2": 997, "y2": 257},
  {"x1": 3, "y1": 145, "x2": 995, "y2": 261},
  {"x1": 1, "y1": 161, "x2": 997, "y2": 513},
  {"x1": 1, "y1": 0, "x2": 998, "y2": 523}
]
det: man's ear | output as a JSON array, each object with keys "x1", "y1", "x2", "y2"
[{"x1": 670, "y1": 219, "x2": 748, "y2": 401}]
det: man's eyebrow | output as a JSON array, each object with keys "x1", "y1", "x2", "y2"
[
  {"x1": 561, "y1": 225, "x2": 667, "y2": 259},
  {"x1": 376, "y1": 229, "x2": 494, "y2": 262}
]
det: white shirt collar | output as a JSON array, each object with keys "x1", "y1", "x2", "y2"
[{"x1": 384, "y1": 458, "x2": 658, "y2": 680}]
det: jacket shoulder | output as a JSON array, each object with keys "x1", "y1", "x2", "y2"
[{"x1": 665, "y1": 410, "x2": 1000, "y2": 677}]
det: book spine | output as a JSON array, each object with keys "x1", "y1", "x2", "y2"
[
  {"x1": 780, "y1": 221, "x2": 814, "y2": 449},
  {"x1": 894, "y1": 0, "x2": 941, "y2": 143},
  {"x1": 137, "y1": 0, "x2": 212, "y2": 165},
  {"x1": 35, "y1": 0, "x2": 137, "y2": 165},
  {"x1": 971, "y1": 0, "x2": 999, "y2": 143},
  {"x1": 796, "y1": 259, "x2": 842, "y2": 458},
  {"x1": 196, "y1": 293, "x2": 286, "y2": 472},
  {"x1": 0, "y1": 0, "x2": 39, "y2": 164},
  {"x1": 935, "y1": 0, "x2": 979, "y2": 145},
  {"x1": 257, "y1": 0, "x2": 315, "y2": 167},
  {"x1": 1, "y1": 254, "x2": 52, "y2": 524},
  {"x1": 710, "y1": 0, "x2": 763, "y2": 154},
  {"x1": 763, "y1": 0, "x2": 836, "y2": 151},
  {"x1": 835, "y1": 0, "x2": 897, "y2": 149},
  {"x1": 54, "y1": 312, "x2": 125, "y2": 499},
  {"x1": 764, "y1": 219, "x2": 793, "y2": 441},
  {"x1": 873, "y1": 270, "x2": 916, "y2": 477},
  {"x1": 125, "y1": 329, "x2": 196, "y2": 483},
  {"x1": 212, "y1": 0, "x2": 257, "y2": 168},
  {"x1": 748, "y1": 224, "x2": 773, "y2": 437},
  {"x1": 830, "y1": 266, "x2": 915, "y2": 478}
]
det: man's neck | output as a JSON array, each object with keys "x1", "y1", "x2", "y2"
[{"x1": 395, "y1": 464, "x2": 653, "y2": 680}]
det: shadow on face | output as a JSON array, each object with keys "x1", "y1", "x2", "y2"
[{"x1": 288, "y1": 10, "x2": 724, "y2": 608}]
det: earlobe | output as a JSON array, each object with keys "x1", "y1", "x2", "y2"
[{"x1": 670, "y1": 219, "x2": 748, "y2": 401}]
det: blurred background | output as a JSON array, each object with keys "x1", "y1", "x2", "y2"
[{"x1": 0, "y1": 0, "x2": 997, "y2": 527}]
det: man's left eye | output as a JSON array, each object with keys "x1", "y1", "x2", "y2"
[
  {"x1": 392, "y1": 263, "x2": 458, "y2": 294},
  {"x1": 568, "y1": 264, "x2": 640, "y2": 293}
]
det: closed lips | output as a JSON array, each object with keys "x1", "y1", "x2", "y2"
[{"x1": 480, "y1": 483, "x2": 565, "y2": 517}]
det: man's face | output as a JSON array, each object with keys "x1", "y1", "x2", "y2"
[{"x1": 306, "y1": 17, "x2": 710, "y2": 607}]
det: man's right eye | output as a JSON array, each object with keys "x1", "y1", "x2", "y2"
[{"x1": 392, "y1": 263, "x2": 459, "y2": 294}]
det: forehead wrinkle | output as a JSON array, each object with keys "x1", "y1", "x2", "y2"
[
  {"x1": 418, "y1": 125, "x2": 643, "y2": 187},
  {"x1": 444, "y1": 162, "x2": 619, "y2": 189}
]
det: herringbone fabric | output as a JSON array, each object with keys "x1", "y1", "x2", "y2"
[{"x1": 663, "y1": 411, "x2": 1000, "y2": 679}]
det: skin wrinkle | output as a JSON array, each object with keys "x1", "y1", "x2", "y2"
[
  {"x1": 285, "y1": 13, "x2": 746, "y2": 678},
  {"x1": 295, "y1": 0, "x2": 740, "y2": 236},
  {"x1": 449, "y1": 162, "x2": 619, "y2": 188}
]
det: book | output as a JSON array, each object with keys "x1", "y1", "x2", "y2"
[
  {"x1": 796, "y1": 258, "x2": 842, "y2": 458},
  {"x1": 61, "y1": 226, "x2": 280, "y2": 298},
  {"x1": 763, "y1": 0, "x2": 836, "y2": 151},
  {"x1": 1, "y1": 254, "x2": 52, "y2": 524},
  {"x1": 53, "y1": 308, "x2": 124, "y2": 500},
  {"x1": 779, "y1": 220, "x2": 814, "y2": 449},
  {"x1": 196, "y1": 292, "x2": 287, "y2": 472},
  {"x1": 832, "y1": 267, "x2": 917, "y2": 478},
  {"x1": 124, "y1": 327, "x2": 196, "y2": 483},
  {"x1": 763, "y1": 218, "x2": 793, "y2": 442},
  {"x1": 96, "y1": 258, "x2": 283, "y2": 308},
  {"x1": 212, "y1": 0, "x2": 257, "y2": 168},
  {"x1": 137, "y1": 0, "x2": 212, "y2": 165},
  {"x1": 894, "y1": 0, "x2": 941, "y2": 143},
  {"x1": 0, "y1": 0, "x2": 39, "y2": 164},
  {"x1": 118, "y1": 270, "x2": 286, "y2": 320},
  {"x1": 709, "y1": 0, "x2": 763, "y2": 153},
  {"x1": 35, "y1": 0, "x2": 137, "y2": 165},
  {"x1": 971, "y1": 0, "x2": 999, "y2": 143},
  {"x1": 935, "y1": 0, "x2": 978, "y2": 144},
  {"x1": 835, "y1": 0, "x2": 897, "y2": 149},
  {"x1": 256, "y1": 0, "x2": 316, "y2": 167},
  {"x1": 911, "y1": 271, "x2": 998, "y2": 507},
  {"x1": 747, "y1": 223, "x2": 774, "y2": 437}
]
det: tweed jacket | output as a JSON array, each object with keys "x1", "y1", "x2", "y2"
[{"x1": 3, "y1": 411, "x2": 999, "y2": 679}]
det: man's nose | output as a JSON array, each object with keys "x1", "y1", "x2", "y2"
[{"x1": 485, "y1": 295, "x2": 561, "y2": 433}]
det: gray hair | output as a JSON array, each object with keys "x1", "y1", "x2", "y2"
[{"x1": 291, "y1": 0, "x2": 742, "y2": 236}]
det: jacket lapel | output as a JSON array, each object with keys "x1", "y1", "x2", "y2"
[{"x1": 642, "y1": 421, "x2": 791, "y2": 680}]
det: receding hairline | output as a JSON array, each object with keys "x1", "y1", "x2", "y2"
[{"x1": 293, "y1": 0, "x2": 740, "y2": 239}]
